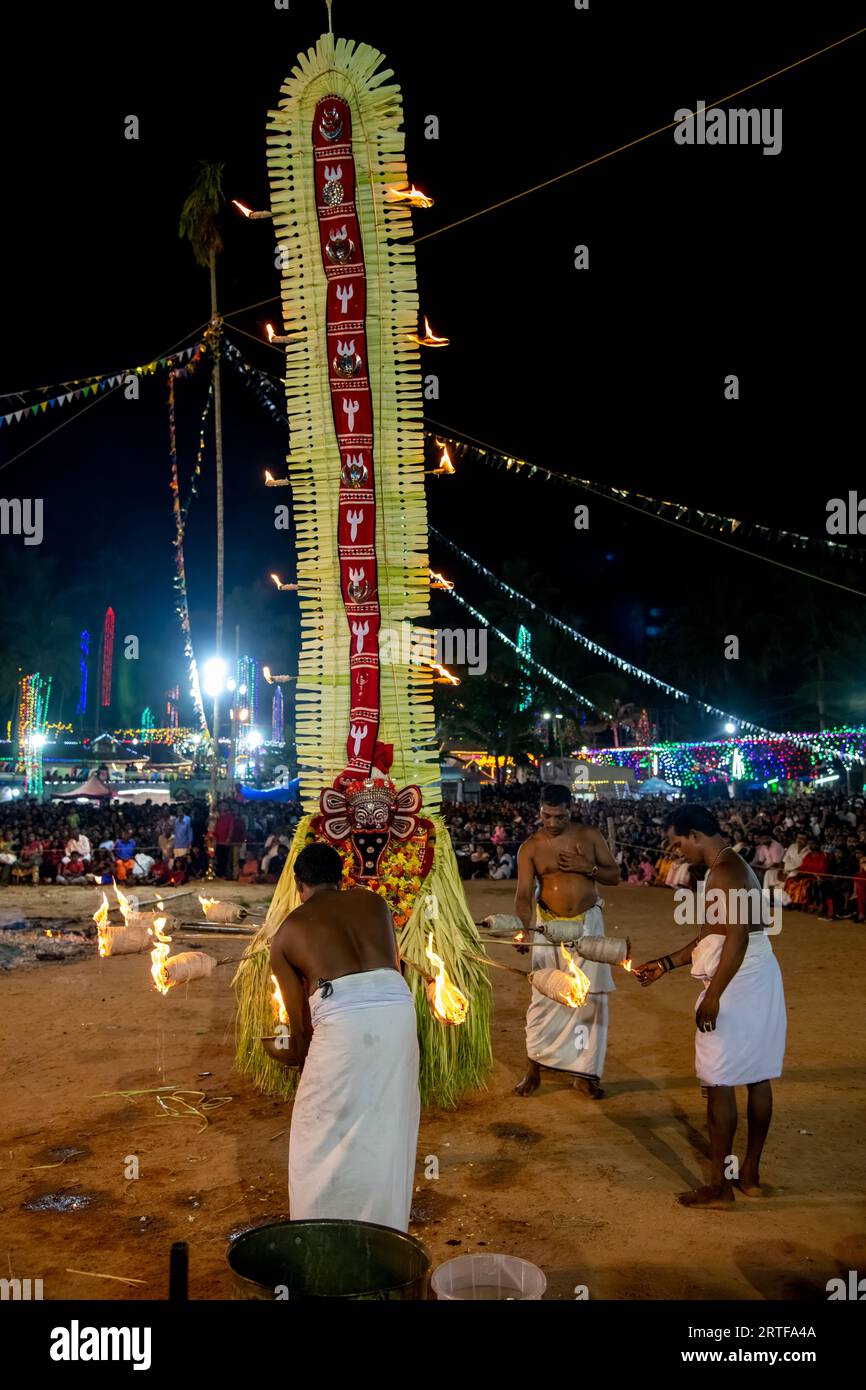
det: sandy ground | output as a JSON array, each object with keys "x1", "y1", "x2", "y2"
[{"x1": 1, "y1": 878, "x2": 864, "y2": 1301}]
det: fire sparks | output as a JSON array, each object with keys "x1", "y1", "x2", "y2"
[
  {"x1": 409, "y1": 317, "x2": 449, "y2": 347},
  {"x1": 558, "y1": 943, "x2": 592, "y2": 1008},
  {"x1": 93, "y1": 893, "x2": 111, "y2": 957},
  {"x1": 384, "y1": 184, "x2": 434, "y2": 208},
  {"x1": 425, "y1": 932, "x2": 468, "y2": 1025},
  {"x1": 271, "y1": 974, "x2": 288, "y2": 1025}
]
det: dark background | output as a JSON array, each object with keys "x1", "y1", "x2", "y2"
[{"x1": 1, "y1": 0, "x2": 863, "y2": 738}]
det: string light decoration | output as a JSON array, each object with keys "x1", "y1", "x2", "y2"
[
  {"x1": 77, "y1": 629, "x2": 89, "y2": 716},
  {"x1": 141, "y1": 707, "x2": 155, "y2": 742},
  {"x1": 578, "y1": 727, "x2": 866, "y2": 789},
  {"x1": 439, "y1": 576, "x2": 612, "y2": 716},
  {"x1": 272, "y1": 686, "x2": 284, "y2": 743},
  {"x1": 422, "y1": 425, "x2": 866, "y2": 563},
  {"x1": 166, "y1": 686, "x2": 180, "y2": 730},
  {"x1": 431, "y1": 528, "x2": 776, "y2": 736},
  {"x1": 100, "y1": 607, "x2": 115, "y2": 707},
  {"x1": 517, "y1": 623, "x2": 533, "y2": 711}
]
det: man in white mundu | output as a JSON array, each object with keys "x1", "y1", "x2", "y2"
[
  {"x1": 513, "y1": 785, "x2": 622, "y2": 1100},
  {"x1": 636, "y1": 805, "x2": 786, "y2": 1208},
  {"x1": 263, "y1": 843, "x2": 420, "y2": 1230}
]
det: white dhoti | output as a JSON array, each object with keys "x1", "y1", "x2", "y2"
[
  {"x1": 525, "y1": 902, "x2": 614, "y2": 1079},
  {"x1": 692, "y1": 932, "x2": 786, "y2": 1087},
  {"x1": 288, "y1": 967, "x2": 420, "y2": 1231}
]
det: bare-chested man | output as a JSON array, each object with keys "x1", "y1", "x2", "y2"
[
  {"x1": 635, "y1": 804, "x2": 786, "y2": 1208},
  {"x1": 514, "y1": 784, "x2": 621, "y2": 1099},
  {"x1": 263, "y1": 843, "x2": 420, "y2": 1230}
]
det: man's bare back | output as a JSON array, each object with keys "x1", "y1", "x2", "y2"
[{"x1": 272, "y1": 885, "x2": 399, "y2": 996}]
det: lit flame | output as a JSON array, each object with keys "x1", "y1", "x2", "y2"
[
  {"x1": 514, "y1": 930, "x2": 525, "y2": 943},
  {"x1": 429, "y1": 571, "x2": 454, "y2": 590},
  {"x1": 409, "y1": 317, "x2": 449, "y2": 347},
  {"x1": 232, "y1": 199, "x2": 252, "y2": 217},
  {"x1": 384, "y1": 184, "x2": 434, "y2": 208},
  {"x1": 621, "y1": 958, "x2": 633, "y2": 973},
  {"x1": 113, "y1": 880, "x2": 134, "y2": 927},
  {"x1": 270, "y1": 572, "x2": 283, "y2": 588},
  {"x1": 198, "y1": 896, "x2": 218, "y2": 917},
  {"x1": 262, "y1": 665, "x2": 272, "y2": 683},
  {"x1": 93, "y1": 892, "x2": 112, "y2": 957},
  {"x1": 425, "y1": 932, "x2": 468, "y2": 1025},
  {"x1": 271, "y1": 974, "x2": 288, "y2": 1025},
  {"x1": 149, "y1": 917, "x2": 173, "y2": 995},
  {"x1": 265, "y1": 470, "x2": 274, "y2": 483},
  {"x1": 558, "y1": 942, "x2": 592, "y2": 1008},
  {"x1": 429, "y1": 445, "x2": 455, "y2": 475},
  {"x1": 430, "y1": 661, "x2": 460, "y2": 685}
]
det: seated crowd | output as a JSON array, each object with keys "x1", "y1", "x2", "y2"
[{"x1": 0, "y1": 795, "x2": 305, "y2": 888}]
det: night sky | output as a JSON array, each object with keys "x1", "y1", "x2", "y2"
[{"x1": 1, "y1": 1, "x2": 864, "y2": 739}]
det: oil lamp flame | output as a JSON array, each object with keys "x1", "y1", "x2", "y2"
[
  {"x1": 558, "y1": 942, "x2": 592, "y2": 1008},
  {"x1": 384, "y1": 184, "x2": 434, "y2": 208},
  {"x1": 429, "y1": 570, "x2": 454, "y2": 590},
  {"x1": 409, "y1": 317, "x2": 449, "y2": 347},
  {"x1": 424, "y1": 932, "x2": 468, "y2": 1025}
]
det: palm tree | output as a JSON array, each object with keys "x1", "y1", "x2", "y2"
[{"x1": 179, "y1": 161, "x2": 226, "y2": 802}]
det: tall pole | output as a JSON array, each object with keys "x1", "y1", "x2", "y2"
[{"x1": 209, "y1": 250, "x2": 225, "y2": 808}]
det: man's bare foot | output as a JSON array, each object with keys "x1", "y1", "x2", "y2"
[
  {"x1": 677, "y1": 1184, "x2": 735, "y2": 1209},
  {"x1": 573, "y1": 1077, "x2": 605, "y2": 1099},
  {"x1": 736, "y1": 1163, "x2": 767, "y2": 1197},
  {"x1": 515, "y1": 1069, "x2": 540, "y2": 1096}
]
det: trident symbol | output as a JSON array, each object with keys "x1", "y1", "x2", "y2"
[
  {"x1": 323, "y1": 164, "x2": 343, "y2": 184},
  {"x1": 346, "y1": 508, "x2": 364, "y2": 542},
  {"x1": 348, "y1": 565, "x2": 366, "y2": 588},
  {"x1": 337, "y1": 284, "x2": 354, "y2": 315},
  {"x1": 351, "y1": 619, "x2": 369, "y2": 653},
  {"x1": 349, "y1": 722, "x2": 368, "y2": 757},
  {"x1": 343, "y1": 398, "x2": 360, "y2": 432}
]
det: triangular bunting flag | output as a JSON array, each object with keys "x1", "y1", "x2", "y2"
[{"x1": 15, "y1": 410, "x2": 23, "y2": 422}]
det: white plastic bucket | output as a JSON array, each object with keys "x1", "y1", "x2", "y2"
[{"x1": 431, "y1": 1253, "x2": 546, "y2": 1301}]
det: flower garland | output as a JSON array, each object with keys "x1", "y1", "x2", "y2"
[{"x1": 334, "y1": 829, "x2": 434, "y2": 928}]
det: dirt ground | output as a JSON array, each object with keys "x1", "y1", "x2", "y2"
[{"x1": 1, "y1": 878, "x2": 864, "y2": 1301}]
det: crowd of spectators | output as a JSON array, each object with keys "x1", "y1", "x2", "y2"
[
  {"x1": 442, "y1": 785, "x2": 866, "y2": 921},
  {"x1": 0, "y1": 794, "x2": 305, "y2": 889},
  {"x1": 4, "y1": 782, "x2": 866, "y2": 921}
]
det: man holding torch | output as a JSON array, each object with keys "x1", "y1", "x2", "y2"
[
  {"x1": 514, "y1": 784, "x2": 623, "y2": 1100},
  {"x1": 635, "y1": 805, "x2": 787, "y2": 1208}
]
